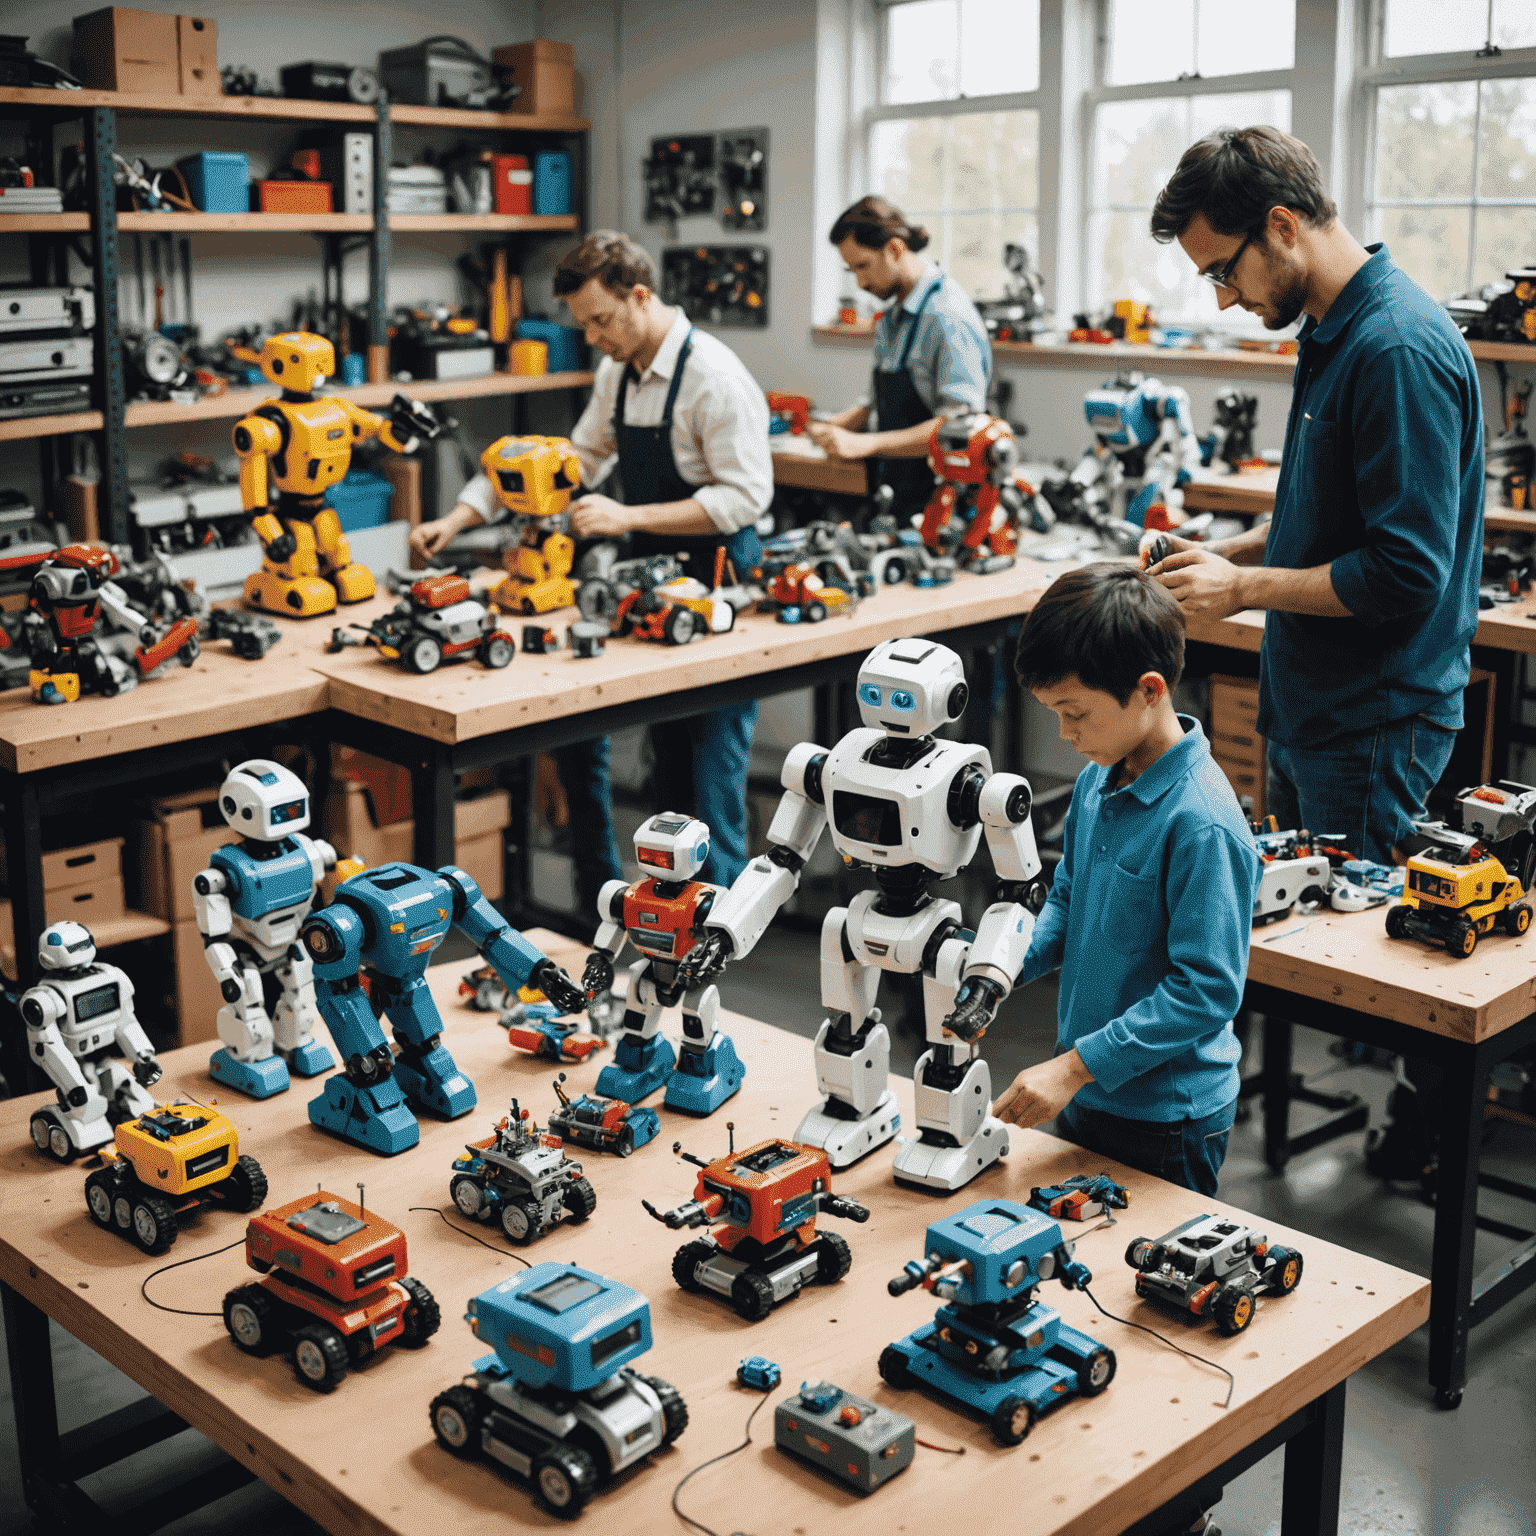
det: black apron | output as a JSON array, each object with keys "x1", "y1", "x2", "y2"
[
  {"x1": 617, "y1": 328, "x2": 762, "y2": 583},
  {"x1": 872, "y1": 275, "x2": 944, "y2": 516}
]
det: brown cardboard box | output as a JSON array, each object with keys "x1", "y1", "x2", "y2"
[
  {"x1": 73, "y1": 7, "x2": 180, "y2": 93},
  {"x1": 492, "y1": 39, "x2": 575, "y2": 116},
  {"x1": 176, "y1": 14, "x2": 218, "y2": 95},
  {"x1": 172, "y1": 918, "x2": 222, "y2": 1045},
  {"x1": 137, "y1": 787, "x2": 234, "y2": 923},
  {"x1": 0, "y1": 834, "x2": 123, "y2": 895}
]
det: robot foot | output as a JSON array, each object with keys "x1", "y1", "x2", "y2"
[
  {"x1": 893, "y1": 1115, "x2": 1009, "y2": 1192},
  {"x1": 284, "y1": 1038, "x2": 336, "y2": 1078},
  {"x1": 795, "y1": 1089, "x2": 902, "y2": 1169},
  {"x1": 595, "y1": 1033, "x2": 676, "y2": 1104},
  {"x1": 245, "y1": 568, "x2": 337, "y2": 618},
  {"x1": 308, "y1": 1075, "x2": 420, "y2": 1155},
  {"x1": 330, "y1": 562, "x2": 376, "y2": 603},
  {"x1": 664, "y1": 1033, "x2": 744, "y2": 1116},
  {"x1": 209, "y1": 1048, "x2": 290, "y2": 1099},
  {"x1": 392, "y1": 1045, "x2": 477, "y2": 1120}
]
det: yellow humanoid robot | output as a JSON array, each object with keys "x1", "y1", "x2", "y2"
[
  {"x1": 484, "y1": 434, "x2": 583, "y2": 615},
  {"x1": 231, "y1": 332, "x2": 429, "y2": 618}
]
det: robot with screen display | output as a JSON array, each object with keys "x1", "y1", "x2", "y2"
[
  {"x1": 23, "y1": 921, "x2": 164, "y2": 1162},
  {"x1": 676, "y1": 639, "x2": 1046, "y2": 1190}
]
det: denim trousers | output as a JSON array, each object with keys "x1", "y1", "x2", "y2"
[
  {"x1": 1055, "y1": 1099, "x2": 1236, "y2": 1196},
  {"x1": 551, "y1": 739, "x2": 623, "y2": 920},
  {"x1": 649, "y1": 699, "x2": 758, "y2": 888}
]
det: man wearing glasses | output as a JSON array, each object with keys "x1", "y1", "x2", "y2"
[{"x1": 1143, "y1": 126, "x2": 1485, "y2": 1184}]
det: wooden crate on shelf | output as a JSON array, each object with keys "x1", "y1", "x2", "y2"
[
  {"x1": 136, "y1": 786, "x2": 232, "y2": 923},
  {"x1": 1209, "y1": 674, "x2": 1265, "y2": 823}
]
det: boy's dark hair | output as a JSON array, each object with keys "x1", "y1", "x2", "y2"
[
  {"x1": 553, "y1": 230, "x2": 656, "y2": 299},
  {"x1": 1015, "y1": 563, "x2": 1184, "y2": 704},
  {"x1": 829, "y1": 194, "x2": 930, "y2": 253},
  {"x1": 1149, "y1": 126, "x2": 1337, "y2": 244}
]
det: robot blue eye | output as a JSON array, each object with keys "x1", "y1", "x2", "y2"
[
  {"x1": 858, "y1": 683, "x2": 882, "y2": 707},
  {"x1": 890, "y1": 690, "x2": 916, "y2": 712}
]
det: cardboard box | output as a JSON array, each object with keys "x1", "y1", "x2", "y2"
[
  {"x1": 0, "y1": 834, "x2": 124, "y2": 895},
  {"x1": 492, "y1": 39, "x2": 575, "y2": 116},
  {"x1": 172, "y1": 917, "x2": 222, "y2": 1045},
  {"x1": 137, "y1": 786, "x2": 234, "y2": 923},
  {"x1": 176, "y1": 13, "x2": 217, "y2": 94},
  {"x1": 73, "y1": 7, "x2": 180, "y2": 93}
]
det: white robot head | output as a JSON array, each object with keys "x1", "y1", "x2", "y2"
[
  {"x1": 219, "y1": 758, "x2": 311, "y2": 840},
  {"x1": 39, "y1": 920, "x2": 95, "y2": 971},
  {"x1": 856, "y1": 639, "x2": 969, "y2": 737},
  {"x1": 633, "y1": 813, "x2": 710, "y2": 881}
]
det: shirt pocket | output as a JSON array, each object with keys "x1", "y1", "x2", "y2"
[
  {"x1": 1098, "y1": 863, "x2": 1159, "y2": 954},
  {"x1": 1295, "y1": 416, "x2": 1340, "y2": 491}
]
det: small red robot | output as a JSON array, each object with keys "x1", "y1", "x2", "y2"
[
  {"x1": 919, "y1": 413, "x2": 1030, "y2": 574},
  {"x1": 18, "y1": 543, "x2": 199, "y2": 704}
]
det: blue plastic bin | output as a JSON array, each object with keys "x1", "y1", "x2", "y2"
[
  {"x1": 533, "y1": 151, "x2": 572, "y2": 216},
  {"x1": 516, "y1": 319, "x2": 582, "y2": 374},
  {"x1": 176, "y1": 152, "x2": 250, "y2": 215},
  {"x1": 325, "y1": 470, "x2": 394, "y2": 533}
]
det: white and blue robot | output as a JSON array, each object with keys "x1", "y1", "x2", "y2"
[
  {"x1": 193, "y1": 759, "x2": 350, "y2": 1098},
  {"x1": 299, "y1": 862, "x2": 585, "y2": 1155},
  {"x1": 677, "y1": 639, "x2": 1045, "y2": 1191}
]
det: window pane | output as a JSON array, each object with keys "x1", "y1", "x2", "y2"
[
  {"x1": 1494, "y1": 0, "x2": 1536, "y2": 48},
  {"x1": 1379, "y1": 205, "x2": 1471, "y2": 300},
  {"x1": 960, "y1": 0, "x2": 1039, "y2": 97},
  {"x1": 1472, "y1": 207, "x2": 1535, "y2": 289},
  {"x1": 1478, "y1": 78, "x2": 1536, "y2": 199},
  {"x1": 885, "y1": 0, "x2": 959, "y2": 105},
  {"x1": 948, "y1": 211, "x2": 1041, "y2": 300},
  {"x1": 1375, "y1": 82, "x2": 1476, "y2": 201},
  {"x1": 1383, "y1": 0, "x2": 1489, "y2": 56},
  {"x1": 1196, "y1": 0, "x2": 1295, "y2": 77},
  {"x1": 1107, "y1": 0, "x2": 1194, "y2": 87},
  {"x1": 1188, "y1": 89, "x2": 1292, "y2": 142},
  {"x1": 1094, "y1": 99, "x2": 1192, "y2": 207}
]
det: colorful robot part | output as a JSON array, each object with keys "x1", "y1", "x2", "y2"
[
  {"x1": 766, "y1": 391, "x2": 812, "y2": 435},
  {"x1": 568, "y1": 619, "x2": 608, "y2": 658},
  {"x1": 644, "y1": 1129, "x2": 869, "y2": 1322},
  {"x1": 340, "y1": 573, "x2": 516, "y2": 674},
  {"x1": 194, "y1": 758, "x2": 341, "y2": 1099},
  {"x1": 25, "y1": 921, "x2": 163, "y2": 1162},
  {"x1": 522, "y1": 622, "x2": 560, "y2": 654},
  {"x1": 224, "y1": 1190, "x2": 440, "y2": 1392},
  {"x1": 1027, "y1": 1173, "x2": 1129, "y2": 1222},
  {"x1": 757, "y1": 561, "x2": 859, "y2": 625},
  {"x1": 880, "y1": 1199, "x2": 1112, "y2": 1445},
  {"x1": 737, "y1": 1355, "x2": 781, "y2": 1391},
  {"x1": 449, "y1": 1098, "x2": 596, "y2": 1245},
  {"x1": 774, "y1": 1380, "x2": 914, "y2": 1493},
  {"x1": 606, "y1": 547, "x2": 738, "y2": 646},
  {"x1": 300, "y1": 862, "x2": 585, "y2": 1155},
  {"x1": 481, "y1": 435, "x2": 582, "y2": 616},
  {"x1": 585, "y1": 813, "x2": 746, "y2": 1115},
  {"x1": 919, "y1": 413, "x2": 1028, "y2": 572},
  {"x1": 1125, "y1": 1215, "x2": 1303, "y2": 1335},
  {"x1": 84, "y1": 1102, "x2": 268, "y2": 1257},
  {"x1": 430, "y1": 1263, "x2": 687, "y2": 1520},
  {"x1": 458, "y1": 966, "x2": 604, "y2": 1063},
  {"x1": 550, "y1": 1073, "x2": 660, "y2": 1157}
]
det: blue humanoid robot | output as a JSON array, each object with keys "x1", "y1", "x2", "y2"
[{"x1": 300, "y1": 862, "x2": 586, "y2": 1154}]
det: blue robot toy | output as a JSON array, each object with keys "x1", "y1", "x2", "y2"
[
  {"x1": 193, "y1": 759, "x2": 353, "y2": 1098},
  {"x1": 300, "y1": 863, "x2": 586, "y2": 1154},
  {"x1": 879, "y1": 1198, "x2": 1115, "y2": 1445}
]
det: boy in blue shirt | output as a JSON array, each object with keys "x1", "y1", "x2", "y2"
[{"x1": 993, "y1": 563, "x2": 1260, "y2": 1195}]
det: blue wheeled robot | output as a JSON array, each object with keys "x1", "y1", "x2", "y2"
[
  {"x1": 193, "y1": 759, "x2": 355, "y2": 1098},
  {"x1": 300, "y1": 863, "x2": 586, "y2": 1154},
  {"x1": 879, "y1": 1198, "x2": 1115, "y2": 1445}
]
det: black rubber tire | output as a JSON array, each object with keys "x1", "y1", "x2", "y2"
[
  {"x1": 805, "y1": 600, "x2": 827, "y2": 623},
  {"x1": 1214, "y1": 1285, "x2": 1255, "y2": 1335},
  {"x1": 129, "y1": 1194, "x2": 178, "y2": 1256},
  {"x1": 532, "y1": 1446, "x2": 597, "y2": 1520},
  {"x1": 480, "y1": 635, "x2": 513, "y2": 669},
  {"x1": 292, "y1": 1323, "x2": 350, "y2": 1392},
  {"x1": 84, "y1": 1168, "x2": 118, "y2": 1229},
  {"x1": 400, "y1": 1275, "x2": 441, "y2": 1345},
  {"x1": 877, "y1": 1344, "x2": 912, "y2": 1389},
  {"x1": 404, "y1": 635, "x2": 442, "y2": 674},
  {"x1": 664, "y1": 606, "x2": 699, "y2": 645},
  {"x1": 642, "y1": 1374, "x2": 689, "y2": 1444},
  {"x1": 616, "y1": 1125, "x2": 636, "y2": 1158},
  {"x1": 223, "y1": 1283, "x2": 281, "y2": 1355},
  {"x1": 563, "y1": 1177, "x2": 597, "y2": 1222},
  {"x1": 731, "y1": 1271, "x2": 775, "y2": 1322},
  {"x1": 1505, "y1": 904, "x2": 1532, "y2": 936},
  {"x1": 672, "y1": 1239, "x2": 714, "y2": 1292},
  {"x1": 1265, "y1": 1246, "x2": 1304, "y2": 1296},
  {"x1": 881, "y1": 560, "x2": 905, "y2": 585},
  {"x1": 1385, "y1": 903, "x2": 1413, "y2": 940},
  {"x1": 1125, "y1": 1237, "x2": 1154, "y2": 1270},
  {"x1": 990, "y1": 1395, "x2": 1034, "y2": 1446},
  {"x1": 33, "y1": 1113, "x2": 76, "y2": 1163},
  {"x1": 1447, "y1": 917, "x2": 1478, "y2": 958},
  {"x1": 1078, "y1": 1345, "x2": 1116, "y2": 1397},
  {"x1": 451, "y1": 1176, "x2": 484, "y2": 1219},
  {"x1": 501, "y1": 1199, "x2": 544, "y2": 1245},
  {"x1": 429, "y1": 1384, "x2": 484, "y2": 1456},
  {"x1": 815, "y1": 1231, "x2": 852, "y2": 1284},
  {"x1": 223, "y1": 1153, "x2": 268, "y2": 1213},
  {"x1": 577, "y1": 579, "x2": 618, "y2": 624}
]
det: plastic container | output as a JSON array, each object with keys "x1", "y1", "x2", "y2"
[
  {"x1": 508, "y1": 339, "x2": 547, "y2": 376},
  {"x1": 176, "y1": 152, "x2": 250, "y2": 215},
  {"x1": 515, "y1": 319, "x2": 582, "y2": 374},
  {"x1": 325, "y1": 469, "x2": 394, "y2": 532},
  {"x1": 533, "y1": 151, "x2": 572, "y2": 217},
  {"x1": 488, "y1": 154, "x2": 532, "y2": 216},
  {"x1": 252, "y1": 180, "x2": 333, "y2": 214}
]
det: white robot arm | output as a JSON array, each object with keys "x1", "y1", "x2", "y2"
[
  {"x1": 192, "y1": 865, "x2": 234, "y2": 940},
  {"x1": 96, "y1": 578, "x2": 156, "y2": 643},
  {"x1": 303, "y1": 834, "x2": 340, "y2": 876},
  {"x1": 22, "y1": 984, "x2": 98, "y2": 1109},
  {"x1": 110, "y1": 973, "x2": 162, "y2": 1085}
]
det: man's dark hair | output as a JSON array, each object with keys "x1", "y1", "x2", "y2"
[
  {"x1": 553, "y1": 230, "x2": 656, "y2": 299},
  {"x1": 1149, "y1": 126, "x2": 1337, "y2": 243},
  {"x1": 1015, "y1": 563, "x2": 1184, "y2": 704},
  {"x1": 829, "y1": 194, "x2": 930, "y2": 252}
]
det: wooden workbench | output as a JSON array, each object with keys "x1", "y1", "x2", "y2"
[{"x1": 0, "y1": 938, "x2": 1429, "y2": 1536}]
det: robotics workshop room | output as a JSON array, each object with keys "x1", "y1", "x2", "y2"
[{"x1": 0, "y1": 1, "x2": 1533, "y2": 1534}]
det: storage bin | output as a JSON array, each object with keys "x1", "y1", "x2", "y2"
[
  {"x1": 252, "y1": 179, "x2": 333, "y2": 214},
  {"x1": 73, "y1": 7, "x2": 178, "y2": 94},
  {"x1": 488, "y1": 153, "x2": 532, "y2": 216},
  {"x1": 515, "y1": 318, "x2": 582, "y2": 373},
  {"x1": 176, "y1": 151, "x2": 249, "y2": 214},
  {"x1": 508, "y1": 339, "x2": 547, "y2": 376},
  {"x1": 325, "y1": 469, "x2": 394, "y2": 532},
  {"x1": 533, "y1": 150, "x2": 572, "y2": 216}
]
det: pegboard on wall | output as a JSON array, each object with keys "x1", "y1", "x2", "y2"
[
  {"x1": 661, "y1": 246, "x2": 769, "y2": 329},
  {"x1": 643, "y1": 129, "x2": 767, "y2": 232}
]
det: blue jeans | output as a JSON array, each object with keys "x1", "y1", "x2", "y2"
[
  {"x1": 1055, "y1": 1099, "x2": 1236, "y2": 1196},
  {"x1": 649, "y1": 699, "x2": 758, "y2": 887},
  {"x1": 552, "y1": 739, "x2": 623, "y2": 919},
  {"x1": 1266, "y1": 713, "x2": 1457, "y2": 864}
]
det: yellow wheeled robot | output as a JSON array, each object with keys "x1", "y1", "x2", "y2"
[
  {"x1": 483, "y1": 434, "x2": 583, "y2": 615},
  {"x1": 231, "y1": 332, "x2": 441, "y2": 617}
]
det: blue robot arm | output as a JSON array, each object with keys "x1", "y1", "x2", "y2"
[
  {"x1": 1055, "y1": 1246, "x2": 1091, "y2": 1291},
  {"x1": 301, "y1": 903, "x2": 396, "y2": 1088}
]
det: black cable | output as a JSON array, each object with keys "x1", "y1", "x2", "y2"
[
  {"x1": 1080, "y1": 1282, "x2": 1235, "y2": 1409},
  {"x1": 671, "y1": 1391, "x2": 771, "y2": 1536},
  {"x1": 409, "y1": 1206, "x2": 531, "y2": 1264},
  {"x1": 141, "y1": 1236, "x2": 246, "y2": 1316}
]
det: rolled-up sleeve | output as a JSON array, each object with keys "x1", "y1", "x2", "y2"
[
  {"x1": 456, "y1": 471, "x2": 501, "y2": 523},
  {"x1": 931, "y1": 320, "x2": 990, "y2": 417},
  {"x1": 690, "y1": 373, "x2": 773, "y2": 534}
]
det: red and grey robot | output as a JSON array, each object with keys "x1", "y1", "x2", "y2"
[
  {"x1": 582, "y1": 814, "x2": 747, "y2": 1116},
  {"x1": 919, "y1": 414, "x2": 1038, "y2": 574}
]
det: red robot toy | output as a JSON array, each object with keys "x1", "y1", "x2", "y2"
[
  {"x1": 919, "y1": 413, "x2": 1030, "y2": 574},
  {"x1": 18, "y1": 543, "x2": 200, "y2": 705}
]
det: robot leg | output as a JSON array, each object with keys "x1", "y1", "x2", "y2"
[
  {"x1": 307, "y1": 979, "x2": 421, "y2": 1155},
  {"x1": 314, "y1": 505, "x2": 376, "y2": 603},
  {"x1": 272, "y1": 946, "x2": 337, "y2": 1077},
  {"x1": 244, "y1": 517, "x2": 338, "y2": 618},
  {"x1": 96, "y1": 1055, "x2": 157, "y2": 1124},
  {"x1": 893, "y1": 935, "x2": 1007, "y2": 1192},
  {"x1": 209, "y1": 962, "x2": 290, "y2": 1099},
  {"x1": 665, "y1": 983, "x2": 744, "y2": 1115},
  {"x1": 795, "y1": 907, "x2": 901, "y2": 1167},
  {"x1": 384, "y1": 972, "x2": 476, "y2": 1120},
  {"x1": 595, "y1": 962, "x2": 676, "y2": 1103}
]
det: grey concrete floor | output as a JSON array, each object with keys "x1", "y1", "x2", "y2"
[{"x1": 3, "y1": 917, "x2": 1533, "y2": 1534}]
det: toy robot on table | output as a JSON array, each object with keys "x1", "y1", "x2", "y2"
[
  {"x1": 230, "y1": 331, "x2": 441, "y2": 618},
  {"x1": 1199, "y1": 388, "x2": 1260, "y2": 474},
  {"x1": 482, "y1": 434, "x2": 583, "y2": 616},
  {"x1": 24, "y1": 921, "x2": 163, "y2": 1162},
  {"x1": 299, "y1": 862, "x2": 585, "y2": 1154},
  {"x1": 676, "y1": 639, "x2": 1046, "y2": 1190},
  {"x1": 582, "y1": 813, "x2": 748, "y2": 1115},
  {"x1": 918, "y1": 413, "x2": 1047, "y2": 572},
  {"x1": 192, "y1": 758, "x2": 353, "y2": 1099}
]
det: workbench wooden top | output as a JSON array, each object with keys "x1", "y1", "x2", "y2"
[{"x1": 0, "y1": 937, "x2": 1428, "y2": 1536}]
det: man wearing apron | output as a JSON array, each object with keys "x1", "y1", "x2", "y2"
[{"x1": 808, "y1": 195, "x2": 991, "y2": 515}]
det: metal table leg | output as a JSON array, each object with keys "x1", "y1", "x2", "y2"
[{"x1": 1280, "y1": 1380, "x2": 1346, "y2": 1535}]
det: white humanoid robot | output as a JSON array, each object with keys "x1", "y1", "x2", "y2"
[
  {"x1": 677, "y1": 639, "x2": 1046, "y2": 1191},
  {"x1": 192, "y1": 759, "x2": 354, "y2": 1098},
  {"x1": 23, "y1": 921, "x2": 163, "y2": 1161}
]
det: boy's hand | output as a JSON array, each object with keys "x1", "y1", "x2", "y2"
[{"x1": 992, "y1": 1050, "x2": 1095, "y2": 1129}]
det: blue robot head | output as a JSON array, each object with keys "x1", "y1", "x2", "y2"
[{"x1": 899, "y1": 1200, "x2": 1071, "y2": 1307}]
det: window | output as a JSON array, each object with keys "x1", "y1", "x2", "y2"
[
  {"x1": 1104, "y1": 0, "x2": 1296, "y2": 87},
  {"x1": 1364, "y1": 2, "x2": 1536, "y2": 301}
]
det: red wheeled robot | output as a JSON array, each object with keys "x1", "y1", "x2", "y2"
[{"x1": 919, "y1": 414, "x2": 1031, "y2": 574}]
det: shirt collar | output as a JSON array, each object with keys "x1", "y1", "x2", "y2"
[
  {"x1": 900, "y1": 261, "x2": 942, "y2": 315},
  {"x1": 1302, "y1": 243, "x2": 1394, "y2": 349},
  {"x1": 1103, "y1": 715, "x2": 1207, "y2": 806},
  {"x1": 635, "y1": 309, "x2": 692, "y2": 384}
]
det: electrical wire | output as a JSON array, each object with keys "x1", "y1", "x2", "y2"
[
  {"x1": 409, "y1": 1206, "x2": 531, "y2": 1264},
  {"x1": 1080, "y1": 1282, "x2": 1235, "y2": 1410},
  {"x1": 140, "y1": 1236, "x2": 246, "y2": 1316},
  {"x1": 671, "y1": 1391, "x2": 771, "y2": 1536}
]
